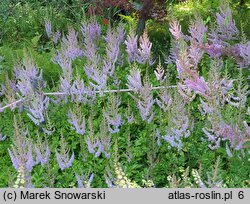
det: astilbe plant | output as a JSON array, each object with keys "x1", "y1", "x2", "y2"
[
  {"x1": 14, "y1": 52, "x2": 46, "y2": 98},
  {"x1": 75, "y1": 173, "x2": 94, "y2": 188},
  {"x1": 125, "y1": 29, "x2": 153, "y2": 65},
  {"x1": 99, "y1": 117, "x2": 112, "y2": 158},
  {"x1": 55, "y1": 132, "x2": 74, "y2": 171},
  {"x1": 45, "y1": 20, "x2": 61, "y2": 44},
  {"x1": 136, "y1": 29, "x2": 153, "y2": 65},
  {"x1": 67, "y1": 104, "x2": 86, "y2": 135},
  {"x1": 61, "y1": 27, "x2": 83, "y2": 60},
  {"x1": 198, "y1": 59, "x2": 249, "y2": 155},
  {"x1": 8, "y1": 116, "x2": 35, "y2": 187},
  {"x1": 104, "y1": 93, "x2": 122, "y2": 134},
  {"x1": 69, "y1": 72, "x2": 87, "y2": 103},
  {"x1": 0, "y1": 3, "x2": 249, "y2": 188},
  {"x1": 81, "y1": 20, "x2": 101, "y2": 65},
  {"x1": 0, "y1": 75, "x2": 21, "y2": 112},
  {"x1": 161, "y1": 93, "x2": 193, "y2": 151},
  {"x1": 104, "y1": 24, "x2": 125, "y2": 72},
  {"x1": 125, "y1": 30, "x2": 139, "y2": 64},
  {"x1": 85, "y1": 114, "x2": 104, "y2": 158},
  {"x1": 127, "y1": 68, "x2": 155, "y2": 123},
  {"x1": 34, "y1": 133, "x2": 51, "y2": 166},
  {"x1": 25, "y1": 92, "x2": 49, "y2": 127},
  {"x1": 82, "y1": 23, "x2": 125, "y2": 94},
  {"x1": 167, "y1": 1, "x2": 249, "y2": 157}
]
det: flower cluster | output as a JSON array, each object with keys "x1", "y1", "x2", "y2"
[
  {"x1": 127, "y1": 67, "x2": 154, "y2": 122},
  {"x1": 55, "y1": 132, "x2": 74, "y2": 171}
]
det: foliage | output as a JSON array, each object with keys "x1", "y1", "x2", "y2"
[{"x1": 0, "y1": 0, "x2": 249, "y2": 188}]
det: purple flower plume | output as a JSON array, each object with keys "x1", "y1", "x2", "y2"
[
  {"x1": 55, "y1": 132, "x2": 75, "y2": 170},
  {"x1": 137, "y1": 30, "x2": 153, "y2": 65},
  {"x1": 67, "y1": 108, "x2": 86, "y2": 135},
  {"x1": 86, "y1": 138, "x2": 104, "y2": 158},
  {"x1": 104, "y1": 25, "x2": 125, "y2": 66},
  {"x1": 61, "y1": 27, "x2": 83, "y2": 60},
  {"x1": 56, "y1": 150, "x2": 74, "y2": 171},
  {"x1": 81, "y1": 20, "x2": 101, "y2": 41},
  {"x1": 26, "y1": 93, "x2": 49, "y2": 126},
  {"x1": 126, "y1": 68, "x2": 143, "y2": 92},
  {"x1": 35, "y1": 143, "x2": 50, "y2": 166},
  {"x1": 75, "y1": 173, "x2": 94, "y2": 188},
  {"x1": 185, "y1": 76, "x2": 210, "y2": 98},
  {"x1": 125, "y1": 31, "x2": 139, "y2": 63},
  {"x1": 45, "y1": 20, "x2": 52, "y2": 38}
]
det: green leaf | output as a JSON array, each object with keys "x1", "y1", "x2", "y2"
[{"x1": 31, "y1": 34, "x2": 41, "y2": 47}]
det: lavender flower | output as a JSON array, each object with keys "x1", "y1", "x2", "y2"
[
  {"x1": 127, "y1": 66, "x2": 155, "y2": 122},
  {"x1": 70, "y1": 73, "x2": 86, "y2": 103},
  {"x1": 126, "y1": 115, "x2": 134, "y2": 124},
  {"x1": 15, "y1": 55, "x2": 44, "y2": 98},
  {"x1": 8, "y1": 117, "x2": 35, "y2": 172},
  {"x1": 175, "y1": 51, "x2": 192, "y2": 78},
  {"x1": 161, "y1": 94, "x2": 193, "y2": 150},
  {"x1": 188, "y1": 18, "x2": 207, "y2": 45},
  {"x1": 188, "y1": 18, "x2": 207, "y2": 67},
  {"x1": 85, "y1": 115, "x2": 103, "y2": 158},
  {"x1": 126, "y1": 67, "x2": 142, "y2": 92},
  {"x1": 86, "y1": 138, "x2": 104, "y2": 158},
  {"x1": 162, "y1": 130, "x2": 183, "y2": 151},
  {"x1": 156, "y1": 91, "x2": 172, "y2": 112},
  {"x1": 53, "y1": 51, "x2": 73, "y2": 79},
  {"x1": 61, "y1": 27, "x2": 83, "y2": 60},
  {"x1": 154, "y1": 61, "x2": 165, "y2": 82},
  {"x1": 75, "y1": 173, "x2": 94, "y2": 188},
  {"x1": 204, "y1": 43, "x2": 223, "y2": 58},
  {"x1": 177, "y1": 82, "x2": 196, "y2": 102},
  {"x1": 169, "y1": 20, "x2": 185, "y2": 41},
  {"x1": 125, "y1": 31, "x2": 139, "y2": 63},
  {"x1": 56, "y1": 150, "x2": 74, "y2": 171},
  {"x1": 104, "y1": 25, "x2": 125, "y2": 65},
  {"x1": 45, "y1": 20, "x2": 52, "y2": 38},
  {"x1": 52, "y1": 30, "x2": 61, "y2": 44},
  {"x1": 163, "y1": 117, "x2": 191, "y2": 151},
  {"x1": 81, "y1": 20, "x2": 101, "y2": 41},
  {"x1": 185, "y1": 76, "x2": 210, "y2": 98},
  {"x1": 35, "y1": 143, "x2": 51, "y2": 166},
  {"x1": 203, "y1": 118, "x2": 245, "y2": 152},
  {"x1": 215, "y1": 5, "x2": 239, "y2": 42},
  {"x1": 238, "y1": 42, "x2": 250, "y2": 68},
  {"x1": 82, "y1": 32, "x2": 100, "y2": 64},
  {"x1": 55, "y1": 132, "x2": 75, "y2": 170},
  {"x1": 137, "y1": 30, "x2": 153, "y2": 65},
  {"x1": 129, "y1": 76, "x2": 154, "y2": 122},
  {"x1": 84, "y1": 62, "x2": 108, "y2": 92},
  {"x1": 67, "y1": 107, "x2": 86, "y2": 135},
  {"x1": 26, "y1": 93, "x2": 49, "y2": 126},
  {"x1": 225, "y1": 142, "x2": 233, "y2": 158},
  {"x1": 156, "y1": 129, "x2": 162, "y2": 147},
  {"x1": 104, "y1": 113, "x2": 122, "y2": 134},
  {"x1": 0, "y1": 75, "x2": 21, "y2": 111},
  {"x1": 198, "y1": 97, "x2": 214, "y2": 116},
  {"x1": 104, "y1": 94, "x2": 122, "y2": 134},
  {"x1": 189, "y1": 43, "x2": 204, "y2": 68}
]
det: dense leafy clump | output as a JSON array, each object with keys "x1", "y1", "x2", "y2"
[{"x1": 0, "y1": 0, "x2": 249, "y2": 188}]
